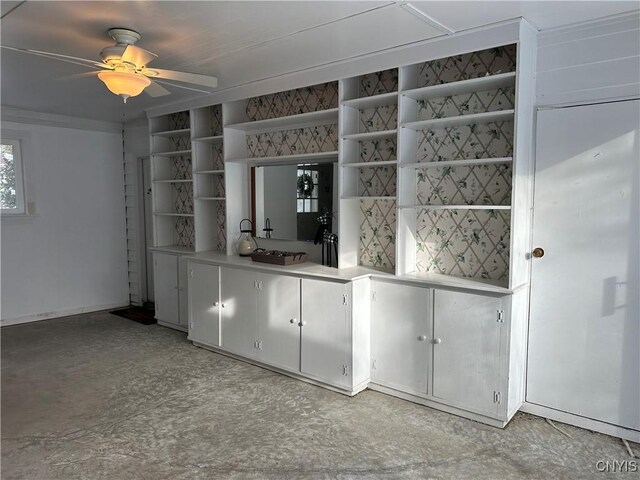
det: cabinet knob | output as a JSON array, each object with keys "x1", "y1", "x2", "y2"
[
  {"x1": 432, "y1": 338, "x2": 442, "y2": 344},
  {"x1": 298, "y1": 320, "x2": 306, "y2": 327},
  {"x1": 532, "y1": 247, "x2": 545, "y2": 258},
  {"x1": 290, "y1": 318, "x2": 296, "y2": 324},
  {"x1": 221, "y1": 303, "x2": 225, "y2": 308},
  {"x1": 418, "y1": 335, "x2": 427, "y2": 341},
  {"x1": 213, "y1": 301, "x2": 219, "y2": 307}
]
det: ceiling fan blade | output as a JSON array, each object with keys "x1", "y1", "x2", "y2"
[
  {"x1": 121, "y1": 44, "x2": 157, "y2": 69},
  {"x1": 144, "y1": 68, "x2": 218, "y2": 88},
  {"x1": 154, "y1": 79, "x2": 212, "y2": 94},
  {"x1": 60, "y1": 71, "x2": 101, "y2": 81},
  {"x1": 1, "y1": 45, "x2": 108, "y2": 69},
  {"x1": 144, "y1": 80, "x2": 171, "y2": 98}
]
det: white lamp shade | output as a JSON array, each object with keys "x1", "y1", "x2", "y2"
[{"x1": 97, "y1": 70, "x2": 151, "y2": 99}]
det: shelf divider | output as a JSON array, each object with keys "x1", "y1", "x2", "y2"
[
  {"x1": 401, "y1": 72, "x2": 516, "y2": 101},
  {"x1": 401, "y1": 110, "x2": 514, "y2": 131},
  {"x1": 225, "y1": 108, "x2": 338, "y2": 134}
]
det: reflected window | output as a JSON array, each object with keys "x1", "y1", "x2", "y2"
[{"x1": 296, "y1": 165, "x2": 319, "y2": 213}]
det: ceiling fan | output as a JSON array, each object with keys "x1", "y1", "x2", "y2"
[{"x1": 2, "y1": 28, "x2": 218, "y2": 103}]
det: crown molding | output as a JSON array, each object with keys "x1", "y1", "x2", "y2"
[{"x1": 0, "y1": 106, "x2": 123, "y2": 133}]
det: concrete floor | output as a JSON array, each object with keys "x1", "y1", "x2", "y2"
[{"x1": 2, "y1": 312, "x2": 637, "y2": 479}]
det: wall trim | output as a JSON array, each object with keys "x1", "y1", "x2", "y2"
[
  {"x1": 520, "y1": 402, "x2": 640, "y2": 443},
  {"x1": 1, "y1": 106, "x2": 123, "y2": 133},
  {"x1": 1, "y1": 302, "x2": 129, "y2": 327}
]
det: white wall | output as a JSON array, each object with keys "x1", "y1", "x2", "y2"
[
  {"x1": 536, "y1": 12, "x2": 640, "y2": 107},
  {"x1": 256, "y1": 165, "x2": 298, "y2": 240},
  {"x1": 1, "y1": 111, "x2": 128, "y2": 324}
]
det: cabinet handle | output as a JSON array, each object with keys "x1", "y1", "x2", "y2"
[
  {"x1": 213, "y1": 301, "x2": 219, "y2": 306},
  {"x1": 432, "y1": 338, "x2": 442, "y2": 344},
  {"x1": 418, "y1": 335, "x2": 427, "y2": 341},
  {"x1": 290, "y1": 318, "x2": 296, "y2": 324}
]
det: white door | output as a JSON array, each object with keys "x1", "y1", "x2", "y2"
[
  {"x1": 221, "y1": 267, "x2": 258, "y2": 359},
  {"x1": 301, "y1": 279, "x2": 349, "y2": 388},
  {"x1": 153, "y1": 252, "x2": 179, "y2": 325},
  {"x1": 188, "y1": 263, "x2": 221, "y2": 347},
  {"x1": 527, "y1": 100, "x2": 640, "y2": 430},
  {"x1": 372, "y1": 281, "x2": 429, "y2": 396},
  {"x1": 177, "y1": 256, "x2": 190, "y2": 328},
  {"x1": 257, "y1": 273, "x2": 301, "y2": 372},
  {"x1": 432, "y1": 290, "x2": 503, "y2": 416}
]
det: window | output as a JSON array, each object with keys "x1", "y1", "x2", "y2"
[
  {"x1": 296, "y1": 166, "x2": 319, "y2": 213},
  {"x1": 1, "y1": 140, "x2": 25, "y2": 214}
]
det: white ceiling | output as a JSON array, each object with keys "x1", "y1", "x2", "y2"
[{"x1": 1, "y1": 1, "x2": 637, "y2": 123}]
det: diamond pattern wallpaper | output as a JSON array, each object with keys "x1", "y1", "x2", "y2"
[
  {"x1": 175, "y1": 217, "x2": 195, "y2": 248},
  {"x1": 246, "y1": 82, "x2": 338, "y2": 121},
  {"x1": 211, "y1": 105, "x2": 223, "y2": 136},
  {"x1": 359, "y1": 69, "x2": 398, "y2": 96},
  {"x1": 417, "y1": 164, "x2": 512, "y2": 206},
  {"x1": 416, "y1": 209, "x2": 510, "y2": 281},
  {"x1": 417, "y1": 45, "x2": 517, "y2": 87},
  {"x1": 216, "y1": 201, "x2": 226, "y2": 251},
  {"x1": 417, "y1": 87, "x2": 515, "y2": 121},
  {"x1": 359, "y1": 199, "x2": 396, "y2": 273},
  {"x1": 359, "y1": 138, "x2": 397, "y2": 162},
  {"x1": 246, "y1": 125, "x2": 338, "y2": 158},
  {"x1": 417, "y1": 121, "x2": 514, "y2": 163},
  {"x1": 170, "y1": 131, "x2": 194, "y2": 247},
  {"x1": 359, "y1": 167, "x2": 397, "y2": 197},
  {"x1": 168, "y1": 111, "x2": 190, "y2": 130}
]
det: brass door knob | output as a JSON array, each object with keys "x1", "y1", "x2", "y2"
[{"x1": 532, "y1": 247, "x2": 545, "y2": 258}]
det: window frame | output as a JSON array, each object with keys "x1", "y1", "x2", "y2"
[{"x1": 1, "y1": 139, "x2": 26, "y2": 215}]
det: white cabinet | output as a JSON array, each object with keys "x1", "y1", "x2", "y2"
[
  {"x1": 432, "y1": 289, "x2": 504, "y2": 417},
  {"x1": 301, "y1": 279, "x2": 351, "y2": 389},
  {"x1": 153, "y1": 251, "x2": 189, "y2": 329},
  {"x1": 188, "y1": 262, "x2": 221, "y2": 347},
  {"x1": 220, "y1": 267, "x2": 301, "y2": 371},
  {"x1": 371, "y1": 281, "x2": 430, "y2": 396},
  {"x1": 220, "y1": 267, "x2": 258, "y2": 359}
]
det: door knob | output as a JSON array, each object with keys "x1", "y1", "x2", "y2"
[
  {"x1": 432, "y1": 338, "x2": 442, "y2": 344},
  {"x1": 532, "y1": 247, "x2": 545, "y2": 258},
  {"x1": 418, "y1": 335, "x2": 427, "y2": 341}
]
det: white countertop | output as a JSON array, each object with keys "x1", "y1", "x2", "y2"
[{"x1": 175, "y1": 249, "x2": 515, "y2": 294}]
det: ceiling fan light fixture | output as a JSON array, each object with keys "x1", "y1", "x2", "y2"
[{"x1": 97, "y1": 70, "x2": 151, "y2": 103}]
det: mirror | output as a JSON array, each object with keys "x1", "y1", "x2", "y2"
[{"x1": 252, "y1": 163, "x2": 337, "y2": 242}]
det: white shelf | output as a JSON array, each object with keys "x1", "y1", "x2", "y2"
[
  {"x1": 342, "y1": 92, "x2": 398, "y2": 109},
  {"x1": 225, "y1": 108, "x2": 338, "y2": 134},
  {"x1": 227, "y1": 151, "x2": 338, "y2": 166},
  {"x1": 399, "y1": 204, "x2": 511, "y2": 211},
  {"x1": 195, "y1": 197, "x2": 226, "y2": 201},
  {"x1": 401, "y1": 157, "x2": 513, "y2": 169},
  {"x1": 153, "y1": 179, "x2": 193, "y2": 184},
  {"x1": 152, "y1": 149, "x2": 192, "y2": 157},
  {"x1": 342, "y1": 196, "x2": 396, "y2": 200},
  {"x1": 194, "y1": 170, "x2": 225, "y2": 174},
  {"x1": 192, "y1": 135, "x2": 223, "y2": 143},
  {"x1": 342, "y1": 160, "x2": 398, "y2": 168},
  {"x1": 151, "y1": 245, "x2": 195, "y2": 254},
  {"x1": 151, "y1": 128, "x2": 191, "y2": 138},
  {"x1": 342, "y1": 129, "x2": 397, "y2": 141},
  {"x1": 402, "y1": 72, "x2": 516, "y2": 101},
  {"x1": 401, "y1": 110, "x2": 514, "y2": 131},
  {"x1": 154, "y1": 212, "x2": 195, "y2": 217}
]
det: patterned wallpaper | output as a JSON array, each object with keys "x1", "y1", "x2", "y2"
[
  {"x1": 417, "y1": 121, "x2": 514, "y2": 163},
  {"x1": 416, "y1": 209, "x2": 510, "y2": 281},
  {"x1": 175, "y1": 217, "x2": 195, "y2": 248},
  {"x1": 359, "y1": 167, "x2": 397, "y2": 197},
  {"x1": 168, "y1": 111, "x2": 190, "y2": 130},
  {"x1": 246, "y1": 125, "x2": 338, "y2": 158},
  {"x1": 246, "y1": 82, "x2": 338, "y2": 121},
  {"x1": 417, "y1": 45, "x2": 517, "y2": 87},
  {"x1": 359, "y1": 199, "x2": 396, "y2": 273},
  {"x1": 216, "y1": 201, "x2": 226, "y2": 251},
  {"x1": 211, "y1": 105, "x2": 223, "y2": 136},
  {"x1": 168, "y1": 111, "x2": 195, "y2": 248},
  {"x1": 359, "y1": 69, "x2": 398, "y2": 96},
  {"x1": 417, "y1": 87, "x2": 515, "y2": 121}
]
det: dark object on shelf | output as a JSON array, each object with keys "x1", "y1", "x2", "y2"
[
  {"x1": 263, "y1": 217, "x2": 273, "y2": 239},
  {"x1": 314, "y1": 209, "x2": 338, "y2": 268},
  {"x1": 251, "y1": 249, "x2": 308, "y2": 266},
  {"x1": 111, "y1": 306, "x2": 156, "y2": 325}
]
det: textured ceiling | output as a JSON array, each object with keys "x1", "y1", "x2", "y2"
[{"x1": 1, "y1": 1, "x2": 637, "y2": 123}]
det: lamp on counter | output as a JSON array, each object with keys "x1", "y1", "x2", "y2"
[
  {"x1": 97, "y1": 70, "x2": 151, "y2": 103},
  {"x1": 236, "y1": 218, "x2": 258, "y2": 257}
]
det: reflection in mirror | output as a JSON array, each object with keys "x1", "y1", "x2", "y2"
[{"x1": 253, "y1": 163, "x2": 337, "y2": 242}]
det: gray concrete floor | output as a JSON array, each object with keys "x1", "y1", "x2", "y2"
[{"x1": 2, "y1": 311, "x2": 638, "y2": 479}]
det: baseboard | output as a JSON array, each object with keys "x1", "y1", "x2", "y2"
[
  {"x1": 1, "y1": 302, "x2": 130, "y2": 327},
  {"x1": 520, "y1": 402, "x2": 640, "y2": 443},
  {"x1": 157, "y1": 320, "x2": 188, "y2": 333}
]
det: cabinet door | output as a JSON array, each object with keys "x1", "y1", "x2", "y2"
[
  {"x1": 153, "y1": 252, "x2": 179, "y2": 325},
  {"x1": 301, "y1": 279, "x2": 349, "y2": 389},
  {"x1": 257, "y1": 273, "x2": 301, "y2": 372},
  {"x1": 432, "y1": 290, "x2": 503, "y2": 416},
  {"x1": 177, "y1": 256, "x2": 190, "y2": 328},
  {"x1": 373, "y1": 281, "x2": 429, "y2": 396},
  {"x1": 221, "y1": 267, "x2": 258, "y2": 359},
  {"x1": 188, "y1": 263, "x2": 221, "y2": 347}
]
